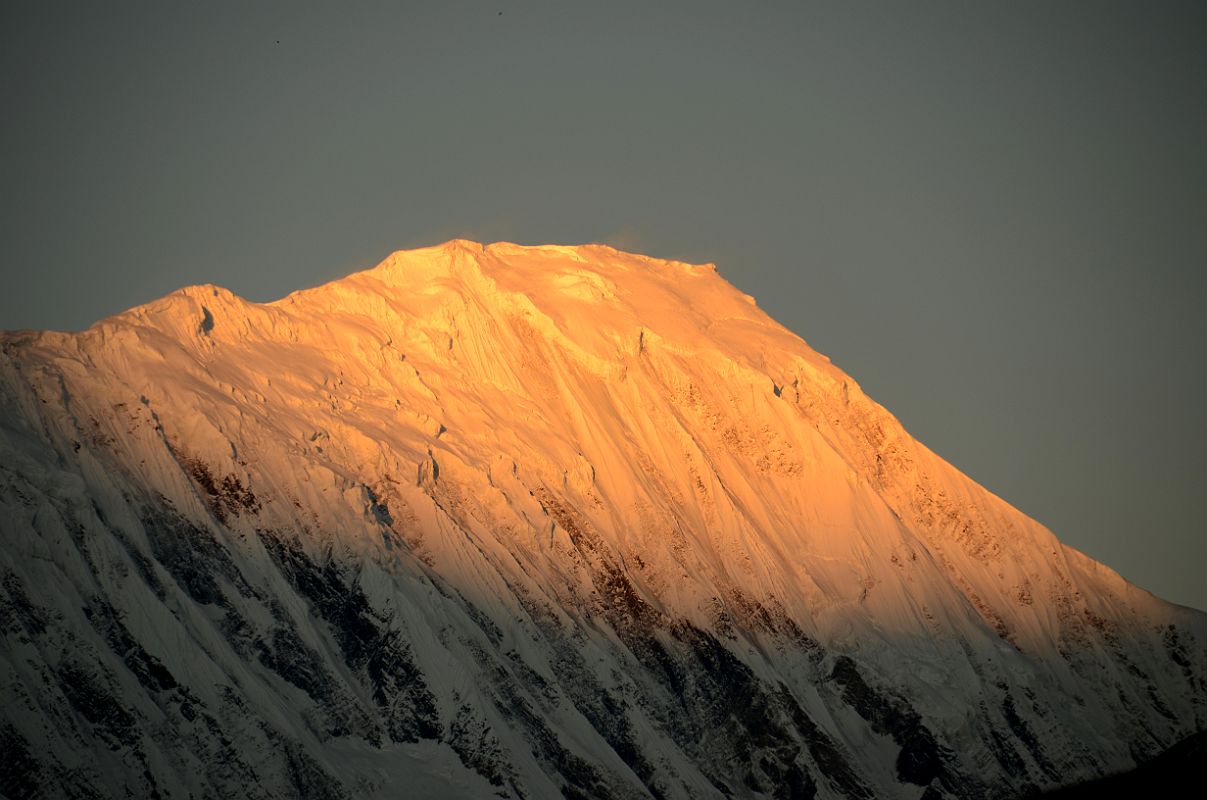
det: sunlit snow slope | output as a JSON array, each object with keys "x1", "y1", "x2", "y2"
[{"x1": 2, "y1": 241, "x2": 1204, "y2": 799}]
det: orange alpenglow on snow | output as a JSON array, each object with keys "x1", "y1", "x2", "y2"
[{"x1": 1, "y1": 240, "x2": 1203, "y2": 799}]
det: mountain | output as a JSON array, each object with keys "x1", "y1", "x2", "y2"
[{"x1": 1, "y1": 240, "x2": 1203, "y2": 800}]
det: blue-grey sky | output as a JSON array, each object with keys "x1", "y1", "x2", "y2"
[{"x1": 3, "y1": 2, "x2": 1205, "y2": 610}]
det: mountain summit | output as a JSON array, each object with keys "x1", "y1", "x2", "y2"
[{"x1": 2, "y1": 241, "x2": 1203, "y2": 799}]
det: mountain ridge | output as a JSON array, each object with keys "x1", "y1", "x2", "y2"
[{"x1": 1, "y1": 241, "x2": 1203, "y2": 799}]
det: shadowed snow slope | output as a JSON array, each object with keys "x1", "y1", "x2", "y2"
[{"x1": 2, "y1": 240, "x2": 1203, "y2": 799}]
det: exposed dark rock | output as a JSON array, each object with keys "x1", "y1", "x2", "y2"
[
  {"x1": 1001, "y1": 692, "x2": 1059, "y2": 781},
  {"x1": 85, "y1": 600, "x2": 178, "y2": 692},
  {"x1": 488, "y1": 665, "x2": 618, "y2": 800},
  {"x1": 275, "y1": 732, "x2": 350, "y2": 800},
  {"x1": 56, "y1": 660, "x2": 140, "y2": 749},
  {"x1": 180, "y1": 456, "x2": 260, "y2": 522},
  {"x1": 0, "y1": 721, "x2": 42, "y2": 800},
  {"x1": 257, "y1": 530, "x2": 441, "y2": 742},
  {"x1": 0, "y1": 568, "x2": 48, "y2": 639},
  {"x1": 448, "y1": 703, "x2": 517, "y2": 794},
  {"x1": 830, "y1": 655, "x2": 953, "y2": 788},
  {"x1": 142, "y1": 506, "x2": 253, "y2": 606}
]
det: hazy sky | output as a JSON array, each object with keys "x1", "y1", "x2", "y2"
[{"x1": 3, "y1": 2, "x2": 1205, "y2": 610}]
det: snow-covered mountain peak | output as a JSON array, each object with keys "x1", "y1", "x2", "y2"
[{"x1": 2, "y1": 242, "x2": 1204, "y2": 799}]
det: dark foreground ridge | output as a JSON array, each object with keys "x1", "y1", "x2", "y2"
[{"x1": 1029, "y1": 731, "x2": 1207, "y2": 800}]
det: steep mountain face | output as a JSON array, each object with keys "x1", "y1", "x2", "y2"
[{"x1": 1, "y1": 240, "x2": 1203, "y2": 800}]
